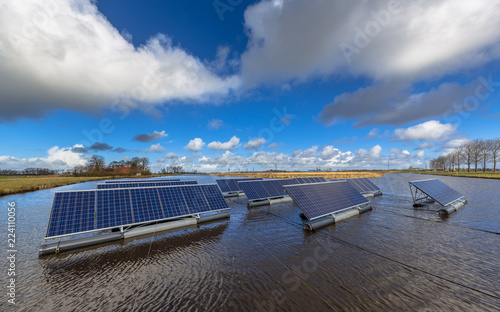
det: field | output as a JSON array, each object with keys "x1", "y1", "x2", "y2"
[
  {"x1": 212, "y1": 171, "x2": 388, "y2": 179},
  {"x1": 0, "y1": 176, "x2": 111, "y2": 197},
  {"x1": 415, "y1": 171, "x2": 500, "y2": 179}
]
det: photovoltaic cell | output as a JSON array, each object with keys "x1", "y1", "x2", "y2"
[
  {"x1": 409, "y1": 179, "x2": 464, "y2": 207},
  {"x1": 239, "y1": 179, "x2": 298, "y2": 201},
  {"x1": 284, "y1": 181, "x2": 369, "y2": 220},
  {"x1": 46, "y1": 191, "x2": 95, "y2": 237},
  {"x1": 215, "y1": 178, "x2": 264, "y2": 193},
  {"x1": 97, "y1": 180, "x2": 198, "y2": 189},
  {"x1": 157, "y1": 186, "x2": 191, "y2": 218},
  {"x1": 104, "y1": 179, "x2": 180, "y2": 183},
  {"x1": 96, "y1": 189, "x2": 133, "y2": 229},
  {"x1": 130, "y1": 188, "x2": 164, "y2": 223},
  {"x1": 181, "y1": 185, "x2": 210, "y2": 214},
  {"x1": 330, "y1": 177, "x2": 380, "y2": 194}
]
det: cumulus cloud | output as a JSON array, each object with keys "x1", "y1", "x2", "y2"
[
  {"x1": 207, "y1": 136, "x2": 240, "y2": 151},
  {"x1": 0, "y1": 0, "x2": 239, "y2": 121},
  {"x1": 207, "y1": 119, "x2": 224, "y2": 130},
  {"x1": 244, "y1": 138, "x2": 266, "y2": 150},
  {"x1": 138, "y1": 143, "x2": 165, "y2": 153},
  {"x1": 392, "y1": 120, "x2": 457, "y2": 142},
  {"x1": 0, "y1": 145, "x2": 87, "y2": 169},
  {"x1": 241, "y1": 0, "x2": 500, "y2": 87},
  {"x1": 319, "y1": 80, "x2": 480, "y2": 127},
  {"x1": 185, "y1": 138, "x2": 205, "y2": 151},
  {"x1": 132, "y1": 131, "x2": 167, "y2": 142}
]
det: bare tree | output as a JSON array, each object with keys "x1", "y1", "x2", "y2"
[
  {"x1": 490, "y1": 138, "x2": 500, "y2": 172},
  {"x1": 472, "y1": 139, "x2": 481, "y2": 172},
  {"x1": 448, "y1": 152, "x2": 456, "y2": 171},
  {"x1": 461, "y1": 141, "x2": 474, "y2": 172},
  {"x1": 453, "y1": 148, "x2": 463, "y2": 172},
  {"x1": 89, "y1": 155, "x2": 105, "y2": 172},
  {"x1": 479, "y1": 140, "x2": 491, "y2": 172}
]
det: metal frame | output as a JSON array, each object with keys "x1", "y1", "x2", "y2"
[{"x1": 408, "y1": 180, "x2": 465, "y2": 207}]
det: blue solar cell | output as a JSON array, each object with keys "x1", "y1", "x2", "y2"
[
  {"x1": 97, "y1": 180, "x2": 197, "y2": 189},
  {"x1": 104, "y1": 179, "x2": 181, "y2": 183},
  {"x1": 47, "y1": 191, "x2": 95, "y2": 237},
  {"x1": 157, "y1": 186, "x2": 191, "y2": 218},
  {"x1": 180, "y1": 185, "x2": 210, "y2": 214},
  {"x1": 96, "y1": 189, "x2": 133, "y2": 229},
  {"x1": 216, "y1": 180, "x2": 231, "y2": 192},
  {"x1": 410, "y1": 179, "x2": 464, "y2": 207},
  {"x1": 201, "y1": 184, "x2": 229, "y2": 211},
  {"x1": 130, "y1": 188, "x2": 164, "y2": 223},
  {"x1": 284, "y1": 181, "x2": 369, "y2": 220}
]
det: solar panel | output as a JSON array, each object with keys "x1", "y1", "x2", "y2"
[
  {"x1": 330, "y1": 177, "x2": 380, "y2": 194},
  {"x1": 46, "y1": 191, "x2": 96, "y2": 238},
  {"x1": 284, "y1": 181, "x2": 369, "y2": 220},
  {"x1": 104, "y1": 179, "x2": 181, "y2": 183},
  {"x1": 239, "y1": 178, "x2": 298, "y2": 201},
  {"x1": 45, "y1": 184, "x2": 229, "y2": 239},
  {"x1": 104, "y1": 179, "x2": 181, "y2": 184},
  {"x1": 97, "y1": 180, "x2": 198, "y2": 189},
  {"x1": 409, "y1": 179, "x2": 464, "y2": 207},
  {"x1": 215, "y1": 178, "x2": 263, "y2": 193}
]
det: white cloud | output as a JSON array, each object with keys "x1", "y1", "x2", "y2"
[
  {"x1": 0, "y1": 145, "x2": 87, "y2": 170},
  {"x1": 207, "y1": 119, "x2": 224, "y2": 130},
  {"x1": 145, "y1": 143, "x2": 165, "y2": 153},
  {"x1": 393, "y1": 120, "x2": 457, "y2": 142},
  {"x1": 244, "y1": 138, "x2": 266, "y2": 150},
  {"x1": 208, "y1": 136, "x2": 240, "y2": 151},
  {"x1": 0, "y1": 0, "x2": 240, "y2": 121},
  {"x1": 132, "y1": 131, "x2": 167, "y2": 142},
  {"x1": 241, "y1": 0, "x2": 500, "y2": 87},
  {"x1": 185, "y1": 138, "x2": 205, "y2": 151}
]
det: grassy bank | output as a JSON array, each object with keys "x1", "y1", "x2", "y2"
[
  {"x1": 412, "y1": 171, "x2": 500, "y2": 179},
  {"x1": 212, "y1": 171, "x2": 388, "y2": 179},
  {"x1": 0, "y1": 176, "x2": 113, "y2": 197}
]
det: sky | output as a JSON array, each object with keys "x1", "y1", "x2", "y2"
[{"x1": 1, "y1": 0, "x2": 500, "y2": 172}]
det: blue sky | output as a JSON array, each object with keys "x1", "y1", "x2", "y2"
[{"x1": 1, "y1": 0, "x2": 500, "y2": 172}]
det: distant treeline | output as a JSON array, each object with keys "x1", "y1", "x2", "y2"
[
  {"x1": 0, "y1": 168, "x2": 60, "y2": 176},
  {"x1": 430, "y1": 138, "x2": 500, "y2": 172},
  {"x1": 73, "y1": 155, "x2": 151, "y2": 176}
]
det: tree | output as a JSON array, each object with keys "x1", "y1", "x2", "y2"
[
  {"x1": 490, "y1": 138, "x2": 500, "y2": 172},
  {"x1": 471, "y1": 139, "x2": 481, "y2": 172},
  {"x1": 89, "y1": 155, "x2": 105, "y2": 172},
  {"x1": 478, "y1": 140, "x2": 491, "y2": 172},
  {"x1": 453, "y1": 148, "x2": 463, "y2": 172},
  {"x1": 461, "y1": 141, "x2": 474, "y2": 172}
]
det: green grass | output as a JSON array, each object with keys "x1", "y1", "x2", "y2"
[{"x1": 411, "y1": 171, "x2": 500, "y2": 179}]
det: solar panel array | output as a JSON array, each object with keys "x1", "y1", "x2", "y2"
[
  {"x1": 284, "y1": 181, "x2": 369, "y2": 220},
  {"x1": 238, "y1": 177, "x2": 327, "y2": 201},
  {"x1": 104, "y1": 179, "x2": 180, "y2": 184},
  {"x1": 97, "y1": 180, "x2": 198, "y2": 189},
  {"x1": 216, "y1": 178, "x2": 263, "y2": 193},
  {"x1": 330, "y1": 177, "x2": 380, "y2": 193},
  {"x1": 46, "y1": 184, "x2": 229, "y2": 238},
  {"x1": 295, "y1": 177, "x2": 327, "y2": 184},
  {"x1": 409, "y1": 179, "x2": 464, "y2": 207}
]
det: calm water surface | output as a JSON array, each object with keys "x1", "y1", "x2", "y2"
[{"x1": 0, "y1": 173, "x2": 499, "y2": 311}]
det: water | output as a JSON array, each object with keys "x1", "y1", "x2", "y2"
[{"x1": 1, "y1": 173, "x2": 499, "y2": 311}]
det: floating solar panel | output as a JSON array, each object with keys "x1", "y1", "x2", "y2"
[
  {"x1": 409, "y1": 179, "x2": 464, "y2": 207},
  {"x1": 97, "y1": 180, "x2": 198, "y2": 189},
  {"x1": 45, "y1": 184, "x2": 229, "y2": 239},
  {"x1": 330, "y1": 177, "x2": 381, "y2": 194},
  {"x1": 295, "y1": 177, "x2": 327, "y2": 184},
  {"x1": 104, "y1": 179, "x2": 180, "y2": 184},
  {"x1": 238, "y1": 178, "x2": 299, "y2": 201},
  {"x1": 284, "y1": 181, "x2": 369, "y2": 221},
  {"x1": 215, "y1": 178, "x2": 263, "y2": 193},
  {"x1": 46, "y1": 191, "x2": 96, "y2": 238}
]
